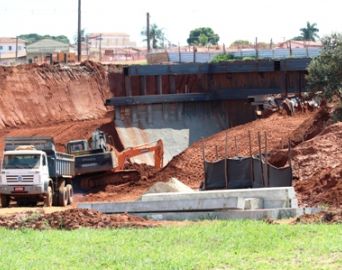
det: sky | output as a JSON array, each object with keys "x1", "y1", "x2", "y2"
[{"x1": 0, "y1": 0, "x2": 341, "y2": 46}]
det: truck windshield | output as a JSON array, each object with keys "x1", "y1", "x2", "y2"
[{"x1": 3, "y1": 154, "x2": 41, "y2": 169}]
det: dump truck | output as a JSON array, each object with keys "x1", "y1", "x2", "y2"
[
  {"x1": 0, "y1": 137, "x2": 75, "y2": 207},
  {"x1": 66, "y1": 129, "x2": 164, "y2": 189}
]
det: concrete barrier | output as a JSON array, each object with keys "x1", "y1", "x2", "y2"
[
  {"x1": 135, "y1": 208, "x2": 321, "y2": 221},
  {"x1": 78, "y1": 197, "x2": 264, "y2": 214},
  {"x1": 141, "y1": 187, "x2": 296, "y2": 202}
]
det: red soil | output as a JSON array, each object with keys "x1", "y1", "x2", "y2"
[{"x1": 0, "y1": 208, "x2": 159, "y2": 230}]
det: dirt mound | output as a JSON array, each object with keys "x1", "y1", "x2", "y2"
[
  {"x1": 0, "y1": 62, "x2": 111, "y2": 129},
  {"x1": 292, "y1": 122, "x2": 342, "y2": 207},
  {"x1": 0, "y1": 208, "x2": 158, "y2": 230},
  {"x1": 292, "y1": 210, "x2": 342, "y2": 224},
  {"x1": 150, "y1": 112, "x2": 316, "y2": 188},
  {"x1": 288, "y1": 109, "x2": 330, "y2": 147}
]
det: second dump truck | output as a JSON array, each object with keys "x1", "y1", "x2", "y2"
[{"x1": 0, "y1": 137, "x2": 74, "y2": 207}]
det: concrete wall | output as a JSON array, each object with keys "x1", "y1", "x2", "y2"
[{"x1": 114, "y1": 100, "x2": 255, "y2": 165}]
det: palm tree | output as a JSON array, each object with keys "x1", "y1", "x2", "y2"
[
  {"x1": 141, "y1": 24, "x2": 165, "y2": 49},
  {"x1": 299, "y1": 22, "x2": 319, "y2": 41}
]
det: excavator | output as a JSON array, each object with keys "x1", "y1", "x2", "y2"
[{"x1": 66, "y1": 129, "x2": 163, "y2": 189}]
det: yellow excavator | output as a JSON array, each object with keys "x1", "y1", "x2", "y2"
[{"x1": 66, "y1": 129, "x2": 163, "y2": 189}]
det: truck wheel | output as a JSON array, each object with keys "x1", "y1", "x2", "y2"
[
  {"x1": 44, "y1": 186, "x2": 53, "y2": 207},
  {"x1": 1, "y1": 195, "x2": 10, "y2": 208},
  {"x1": 58, "y1": 184, "x2": 68, "y2": 207},
  {"x1": 66, "y1": 184, "x2": 73, "y2": 205}
]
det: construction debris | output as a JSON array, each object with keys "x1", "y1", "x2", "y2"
[
  {"x1": 292, "y1": 209, "x2": 342, "y2": 224},
  {"x1": 0, "y1": 208, "x2": 158, "y2": 230},
  {"x1": 144, "y1": 178, "x2": 194, "y2": 194}
]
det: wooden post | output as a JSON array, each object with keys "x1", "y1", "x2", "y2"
[
  {"x1": 201, "y1": 138, "x2": 206, "y2": 190},
  {"x1": 225, "y1": 131, "x2": 229, "y2": 188},
  {"x1": 264, "y1": 131, "x2": 269, "y2": 187},
  {"x1": 257, "y1": 132, "x2": 265, "y2": 187},
  {"x1": 288, "y1": 138, "x2": 292, "y2": 169},
  {"x1": 215, "y1": 145, "x2": 219, "y2": 160},
  {"x1": 248, "y1": 131, "x2": 255, "y2": 185}
]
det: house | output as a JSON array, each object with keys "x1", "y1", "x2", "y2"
[
  {"x1": 87, "y1": 32, "x2": 137, "y2": 49},
  {"x1": 26, "y1": 38, "x2": 71, "y2": 64},
  {"x1": 84, "y1": 32, "x2": 139, "y2": 62},
  {"x1": 0, "y1": 37, "x2": 27, "y2": 65},
  {"x1": 277, "y1": 40, "x2": 322, "y2": 49}
]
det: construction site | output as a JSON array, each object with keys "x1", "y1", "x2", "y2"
[{"x1": 0, "y1": 58, "x2": 340, "y2": 229}]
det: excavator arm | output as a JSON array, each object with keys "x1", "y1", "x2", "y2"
[{"x1": 116, "y1": 139, "x2": 164, "y2": 170}]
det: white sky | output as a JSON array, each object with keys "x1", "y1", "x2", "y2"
[{"x1": 0, "y1": 0, "x2": 341, "y2": 46}]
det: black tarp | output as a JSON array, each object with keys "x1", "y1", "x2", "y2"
[{"x1": 203, "y1": 156, "x2": 292, "y2": 190}]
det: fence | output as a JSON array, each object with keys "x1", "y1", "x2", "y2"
[
  {"x1": 167, "y1": 47, "x2": 321, "y2": 63},
  {"x1": 203, "y1": 156, "x2": 292, "y2": 190}
]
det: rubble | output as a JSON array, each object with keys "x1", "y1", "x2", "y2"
[
  {"x1": 144, "y1": 178, "x2": 194, "y2": 195},
  {"x1": 0, "y1": 208, "x2": 159, "y2": 230},
  {"x1": 292, "y1": 209, "x2": 342, "y2": 224}
]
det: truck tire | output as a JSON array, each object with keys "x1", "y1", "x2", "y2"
[
  {"x1": 66, "y1": 184, "x2": 73, "y2": 205},
  {"x1": 1, "y1": 195, "x2": 10, "y2": 208},
  {"x1": 44, "y1": 186, "x2": 53, "y2": 207},
  {"x1": 58, "y1": 184, "x2": 68, "y2": 207}
]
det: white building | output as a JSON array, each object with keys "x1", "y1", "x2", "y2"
[
  {"x1": 87, "y1": 32, "x2": 137, "y2": 49},
  {"x1": 0, "y1": 37, "x2": 26, "y2": 64}
]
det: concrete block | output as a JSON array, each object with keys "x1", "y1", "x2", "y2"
[
  {"x1": 141, "y1": 187, "x2": 296, "y2": 202},
  {"x1": 290, "y1": 198, "x2": 299, "y2": 208},
  {"x1": 244, "y1": 198, "x2": 264, "y2": 210},
  {"x1": 134, "y1": 208, "x2": 321, "y2": 221},
  {"x1": 78, "y1": 197, "x2": 263, "y2": 214}
]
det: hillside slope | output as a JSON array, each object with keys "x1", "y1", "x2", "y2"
[{"x1": 0, "y1": 62, "x2": 111, "y2": 129}]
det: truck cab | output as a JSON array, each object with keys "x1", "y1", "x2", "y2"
[
  {"x1": 0, "y1": 149, "x2": 51, "y2": 206},
  {"x1": 0, "y1": 137, "x2": 75, "y2": 207}
]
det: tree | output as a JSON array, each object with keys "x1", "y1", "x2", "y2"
[
  {"x1": 306, "y1": 33, "x2": 342, "y2": 101},
  {"x1": 141, "y1": 24, "x2": 165, "y2": 49},
  {"x1": 187, "y1": 27, "x2": 219, "y2": 46},
  {"x1": 18, "y1": 33, "x2": 70, "y2": 44},
  {"x1": 229, "y1": 40, "x2": 252, "y2": 49},
  {"x1": 294, "y1": 22, "x2": 319, "y2": 41}
]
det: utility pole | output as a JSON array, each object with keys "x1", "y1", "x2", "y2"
[
  {"x1": 255, "y1": 37, "x2": 258, "y2": 59},
  {"x1": 146, "y1": 12, "x2": 151, "y2": 52},
  {"x1": 86, "y1": 35, "x2": 89, "y2": 60},
  {"x1": 99, "y1": 34, "x2": 102, "y2": 62},
  {"x1": 77, "y1": 0, "x2": 81, "y2": 62},
  {"x1": 15, "y1": 36, "x2": 18, "y2": 61}
]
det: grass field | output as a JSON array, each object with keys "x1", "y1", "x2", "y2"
[{"x1": 0, "y1": 220, "x2": 341, "y2": 270}]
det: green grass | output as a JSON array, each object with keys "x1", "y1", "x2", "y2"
[{"x1": 0, "y1": 221, "x2": 341, "y2": 270}]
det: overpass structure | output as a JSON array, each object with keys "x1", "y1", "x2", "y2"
[{"x1": 106, "y1": 58, "x2": 311, "y2": 165}]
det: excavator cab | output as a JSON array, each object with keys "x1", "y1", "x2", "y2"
[
  {"x1": 68, "y1": 129, "x2": 164, "y2": 189},
  {"x1": 66, "y1": 140, "x2": 89, "y2": 155}
]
